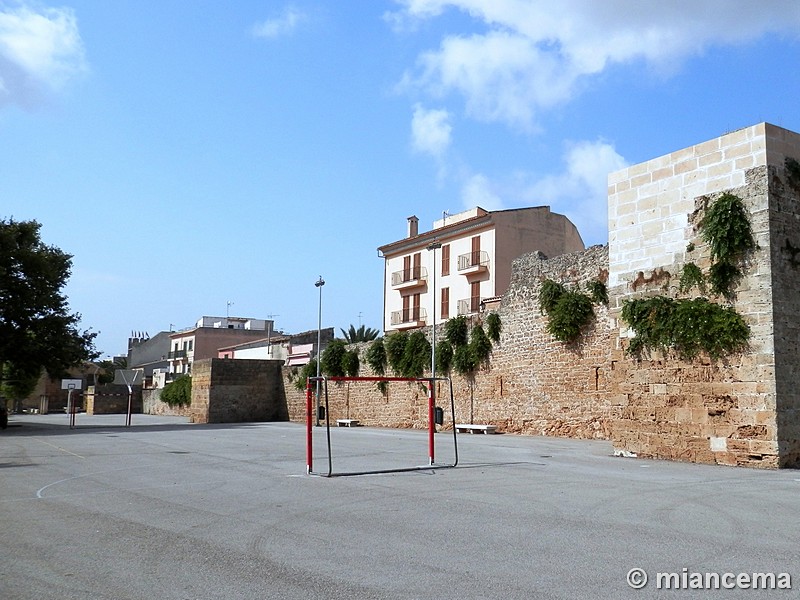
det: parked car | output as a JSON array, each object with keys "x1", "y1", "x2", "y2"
[{"x1": 0, "y1": 400, "x2": 7, "y2": 429}]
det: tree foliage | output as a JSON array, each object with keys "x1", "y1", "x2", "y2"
[
  {"x1": 340, "y1": 324, "x2": 380, "y2": 343},
  {"x1": 384, "y1": 331, "x2": 408, "y2": 374},
  {"x1": 485, "y1": 312, "x2": 502, "y2": 343},
  {"x1": 0, "y1": 219, "x2": 97, "y2": 397}
]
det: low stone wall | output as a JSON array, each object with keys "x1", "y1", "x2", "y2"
[
  {"x1": 191, "y1": 358, "x2": 289, "y2": 424},
  {"x1": 142, "y1": 388, "x2": 193, "y2": 418},
  {"x1": 85, "y1": 385, "x2": 143, "y2": 415}
]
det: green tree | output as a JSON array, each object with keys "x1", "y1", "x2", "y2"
[
  {"x1": 96, "y1": 356, "x2": 127, "y2": 385},
  {"x1": 340, "y1": 324, "x2": 380, "y2": 343},
  {"x1": 0, "y1": 219, "x2": 98, "y2": 398}
]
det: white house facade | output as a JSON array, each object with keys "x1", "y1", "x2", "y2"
[{"x1": 377, "y1": 206, "x2": 585, "y2": 332}]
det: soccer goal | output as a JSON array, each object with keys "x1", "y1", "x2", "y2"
[{"x1": 305, "y1": 376, "x2": 459, "y2": 477}]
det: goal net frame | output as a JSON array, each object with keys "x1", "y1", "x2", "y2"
[{"x1": 305, "y1": 375, "x2": 459, "y2": 477}]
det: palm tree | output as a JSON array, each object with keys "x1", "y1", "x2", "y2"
[{"x1": 340, "y1": 324, "x2": 380, "y2": 343}]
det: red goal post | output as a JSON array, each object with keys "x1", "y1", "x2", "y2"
[{"x1": 305, "y1": 375, "x2": 459, "y2": 477}]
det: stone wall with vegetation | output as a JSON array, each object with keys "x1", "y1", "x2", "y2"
[
  {"x1": 607, "y1": 123, "x2": 795, "y2": 468},
  {"x1": 142, "y1": 387, "x2": 193, "y2": 417},
  {"x1": 283, "y1": 244, "x2": 616, "y2": 440},
  {"x1": 283, "y1": 124, "x2": 800, "y2": 469},
  {"x1": 240, "y1": 125, "x2": 800, "y2": 469}
]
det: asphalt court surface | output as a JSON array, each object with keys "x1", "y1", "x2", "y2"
[{"x1": 1, "y1": 414, "x2": 799, "y2": 599}]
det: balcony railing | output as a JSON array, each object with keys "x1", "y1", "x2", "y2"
[
  {"x1": 457, "y1": 250, "x2": 490, "y2": 272},
  {"x1": 167, "y1": 350, "x2": 187, "y2": 359},
  {"x1": 390, "y1": 307, "x2": 427, "y2": 327},
  {"x1": 457, "y1": 297, "x2": 484, "y2": 316},
  {"x1": 391, "y1": 266, "x2": 428, "y2": 288}
]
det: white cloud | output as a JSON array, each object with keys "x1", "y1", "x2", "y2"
[
  {"x1": 525, "y1": 139, "x2": 628, "y2": 244},
  {"x1": 252, "y1": 6, "x2": 307, "y2": 39},
  {"x1": 394, "y1": 0, "x2": 800, "y2": 129},
  {"x1": 0, "y1": 4, "x2": 86, "y2": 107},
  {"x1": 411, "y1": 103, "x2": 452, "y2": 157},
  {"x1": 460, "y1": 173, "x2": 502, "y2": 211}
]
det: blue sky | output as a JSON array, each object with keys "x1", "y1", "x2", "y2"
[{"x1": 2, "y1": 0, "x2": 800, "y2": 357}]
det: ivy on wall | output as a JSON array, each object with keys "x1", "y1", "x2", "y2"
[
  {"x1": 622, "y1": 192, "x2": 754, "y2": 360},
  {"x1": 699, "y1": 192, "x2": 755, "y2": 299},
  {"x1": 539, "y1": 279, "x2": 607, "y2": 343},
  {"x1": 358, "y1": 313, "x2": 503, "y2": 386},
  {"x1": 621, "y1": 296, "x2": 749, "y2": 360},
  {"x1": 161, "y1": 374, "x2": 192, "y2": 406}
]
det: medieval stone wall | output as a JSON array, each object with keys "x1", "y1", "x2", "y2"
[
  {"x1": 142, "y1": 387, "x2": 194, "y2": 417},
  {"x1": 246, "y1": 123, "x2": 800, "y2": 469},
  {"x1": 607, "y1": 123, "x2": 795, "y2": 468},
  {"x1": 765, "y1": 126, "x2": 800, "y2": 466},
  {"x1": 283, "y1": 244, "x2": 617, "y2": 440},
  {"x1": 191, "y1": 358, "x2": 289, "y2": 424}
]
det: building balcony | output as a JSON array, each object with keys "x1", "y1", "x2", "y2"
[
  {"x1": 457, "y1": 250, "x2": 490, "y2": 276},
  {"x1": 167, "y1": 350, "x2": 187, "y2": 359},
  {"x1": 391, "y1": 266, "x2": 428, "y2": 289},
  {"x1": 390, "y1": 307, "x2": 427, "y2": 328},
  {"x1": 457, "y1": 297, "x2": 484, "y2": 316}
]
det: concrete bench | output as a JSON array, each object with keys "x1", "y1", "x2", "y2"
[
  {"x1": 337, "y1": 419, "x2": 360, "y2": 427},
  {"x1": 455, "y1": 423, "x2": 497, "y2": 434}
]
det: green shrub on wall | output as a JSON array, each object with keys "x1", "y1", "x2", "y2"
[
  {"x1": 435, "y1": 340, "x2": 453, "y2": 373},
  {"x1": 539, "y1": 279, "x2": 603, "y2": 344},
  {"x1": 358, "y1": 312, "x2": 502, "y2": 382},
  {"x1": 400, "y1": 330, "x2": 430, "y2": 378},
  {"x1": 621, "y1": 192, "x2": 755, "y2": 360},
  {"x1": 321, "y1": 340, "x2": 347, "y2": 377},
  {"x1": 469, "y1": 324, "x2": 492, "y2": 366},
  {"x1": 364, "y1": 338, "x2": 386, "y2": 375},
  {"x1": 444, "y1": 315, "x2": 469, "y2": 347},
  {"x1": 700, "y1": 192, "x2": 755, "y2": 299},
  {"x1": 384, "y1": 331, "x2": 408, "y2": 375},
  {"x1": 679, "y1": 262, "x2": 706, "y2": 294},
  {"x1": 622, "y1": 297, "x2": 749, "y2": 360},
  {"x1": 292, "y1": 359, "x2": 317, "y2": 392},
  {"x1": 485, "y1": 312, "x2": 502, "y2": 342},
  {"x1": 161, "y1": 375, "x2": 191, "y2": 407}
]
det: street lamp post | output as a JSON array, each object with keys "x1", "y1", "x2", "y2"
[
  {"x1": 315, "y1": 276, "x2": 325, "y2": 426},
  {"x1": 427, "y1": 241, "x2": 442, "y2": 376},
  {"x1": 426, "y1": 240, "x2": 441, "y2": 461}
]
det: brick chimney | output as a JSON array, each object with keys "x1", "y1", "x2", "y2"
[{"x1": 407, "y1": 215, "x2": 419, "y2": 238}]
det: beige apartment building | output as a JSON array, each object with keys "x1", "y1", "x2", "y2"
[{"x1": 377, "y1": 206, "x2": 584, "y2": 332}]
